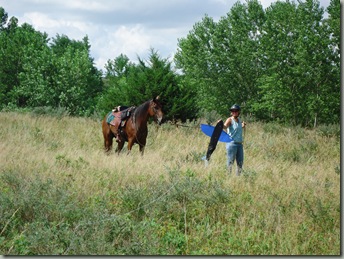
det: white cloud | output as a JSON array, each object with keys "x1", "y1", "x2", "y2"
[
  {"x1": 22, "y1": 12, "x2": 89, "y2": 40},
  {"x1": 106, "y1": 25, "x2": 151, "y2": 60},
  {"x1": 1, "y1": 0, "x2": 332, "y2": 71},
  {"x1": 22, "y1": 0, "x2": 120, "y2": 12},
  {"x1": 61, "y1": 1, "x2": 112, "y2": 12},
  {"x1": 22, "y1": 12, "x2": 59, "y2": 30}
]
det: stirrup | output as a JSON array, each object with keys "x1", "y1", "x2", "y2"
[{"x1": 115, "y1": 134, "x2": 121, "y2": 143}]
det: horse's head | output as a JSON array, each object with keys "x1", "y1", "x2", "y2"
[{"x1": 149, "y1": 96, "x2": 163, "y2": 125}]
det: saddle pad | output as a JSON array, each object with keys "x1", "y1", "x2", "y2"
[
  {"x1": 106, "y1": 112, "x2": 115, "y2": 124},
  {"x1": 106, "y1": 112, "x2": 121, "y2": 126}
]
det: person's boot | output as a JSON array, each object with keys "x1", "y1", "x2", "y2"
[
  {"x1": 228, "y1": 164, "x2": 233, "y2": 174},
  {"x1": 201, "y1": 155, "x2": 209, "y2": 167},
  {"x1": 236, "y1": 167, "x2": 242, "y2": 176}
]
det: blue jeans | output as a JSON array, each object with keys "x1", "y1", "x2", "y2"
[{"x1": 226, "y1": 142, "x2": 244, "y2": 169}]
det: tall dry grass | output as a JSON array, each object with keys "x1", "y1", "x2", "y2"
[{"x1": 0, "y1": 111, "x2": 340, "y2": 255}]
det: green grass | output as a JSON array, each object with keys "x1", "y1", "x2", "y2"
[{"x1": 0, "y1": 111, "x2": 340, "y2": 255}]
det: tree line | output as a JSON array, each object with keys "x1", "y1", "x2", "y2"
[
  {"x1": 0, "y1": 10, "x2": 103, "y2": 117},
  {"x1": 0, "y1": 0, "x2": 339, "y2": 126},
  {"x1": 175, "y1": 0, "x2": 340, "y2": 126}
]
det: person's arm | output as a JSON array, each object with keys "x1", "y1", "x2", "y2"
[{"x1": 223, "y1": 117, "x2": 232, "y2": 130}]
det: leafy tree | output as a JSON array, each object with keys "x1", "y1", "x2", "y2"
[
  {"x1": 15, "y1": 34, "x2": 103, "y2": 115},
  {"x1": 0, "y1": 10, "x2": 17, "y2": 107},
  {"x1": 16, "y1": 37, "x2": 54, "y2": 107},
  {"x1": 105, "y1": 53, "x2": 131, "y2": 78},
  {"x1": 254, "y1": 0, "x2": 339, "y2": 126},
  {"x1": 0, "y1": 8, "x2": 103, "y2": 115},
  {"x1": 175, "y1": 0, "x2": 339, "y2": 126},
  {"x1": 1, "y1": 0, "x2": 338, "y2": 125},
  {"x1": 323, "y1": 0, "x2": 340, "y2": 124},
  {"x1": 254, "y1": 0, "x2": 309, "y2": 123},
  {"x1": 175, "y1": 15, "x2": 218, "y2": 113},
  {"x1": 327, "y1": 0, "x2": 340, "y2": 44},
  {"x1": 0, "y1": 12, "x2": 49, "y2": 108},
  {"x1": 99, "y1": 49, "x2": 197, "y2": 121},
  {"x1": 48, "y1": 35, "x2": 103, "y2": 115},
  {"x1": 96, "y1": 54, "x2": 134, "y2": 115},
  {"x1": 0, "y1": 7, "x2": 7, "y2": 30},
  {"x1": 214, "y1": 0, "x2": 266, "y2": 115},
  {"x1": 175, "y1": 0, "x2": 265, "y2": 117},
  {"x1": 294, "y1": 0, "x2": 339, "y2": 126}
]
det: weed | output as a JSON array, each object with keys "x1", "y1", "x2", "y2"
[
  {"x1": 262, "y1": 122, "x2": 286, "y2": 134},
  {"x1": 281, "y1": 148, "x2": 301, "y2": 162},
  {"x1": 31, "y1": 106, "x2": 70, "y2": 118},
  {"x1": 0, "y1": 112, "x2": 340, "y2": 255},
  {"x1": 199, "y1": 109, "x2": 221, "y2": 124},
  {"x1": 316, "y1": 124, "x2": 340, "y2": 139},
  {"x1": 242, "y1": 169, "x2": 258, "y2": 184},
  {"x1": 334, "y1": 164, "x2": 340, "y2": 175},
  {"x1": 185, "y1": 151, "x2": 204, "y2": 163}
]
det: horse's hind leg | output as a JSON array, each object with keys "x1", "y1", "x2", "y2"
[
  {"x1": 102, "y1": 118, "x2": 113, "y2": 153},
  {"x1": 104, "y1": 134, "x2": 113, "y2": 153},
  {"x1": 103, "y1": 129, "x2": 114, "y2": 153}
]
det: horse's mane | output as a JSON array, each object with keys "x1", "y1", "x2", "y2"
[{"x1": 132, "y1": 99, "x2": 151, "y2": 121}]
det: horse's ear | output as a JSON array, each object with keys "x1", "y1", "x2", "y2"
[{"x1": 154, "y1": 96, "x2": 160, "y2": 101}]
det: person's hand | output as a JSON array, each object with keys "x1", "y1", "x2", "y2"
[{"x1": 242, "y1": 121, "x2": 246, "y2": 128}]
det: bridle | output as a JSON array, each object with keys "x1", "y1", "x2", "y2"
[{"x1": 151, "y1": 101, "x2": 163, "y2": 125}]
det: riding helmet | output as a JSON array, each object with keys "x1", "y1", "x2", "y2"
[{"x1": 230, "y1": 104, "x2": 241, "y2": 111}]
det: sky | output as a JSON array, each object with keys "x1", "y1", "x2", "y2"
[{"x1": 0, "y1": 0, "x2": 331, "y2": 72}]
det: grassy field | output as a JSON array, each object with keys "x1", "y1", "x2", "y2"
[{"x1": 0, "y1": 111, "x2": 340, "y2": 255}]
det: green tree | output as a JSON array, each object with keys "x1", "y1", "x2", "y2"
[
  {"x1": 322, "y1": 0, "x2": 340, "y2": 124},
  {"x1": 96, "y1": 54, "x2": 134, "y2": 114},
  {"x1": 294, "y1": 0, "x2": 339, "y2": 126},
  {"x1": 0, "y1": 8, "x2": 103, "y2": 115},
  {"x1": 99, "y1": 49, "x2": 197, "y2": 121},
  {"x1": 175, "y1": 15, "x2": 218, "y2": 113},
  {"x1": 175, "y1": 0, "x2": 338, "y2": 125},
  {"x1": 0, "y1": 7, "x2": 8, "y2": 30},
  {"x1": 16, "y1": 37, "x2": 54, "y2": 107},
  {"x1": 327, "y1": 0, "x2": 340, "y2": 43},
  {"x1": 105, "y1": 53, "x2": 131, "y2": 78},
  {"x1": 254, "y1": 0, "x2": 310, "y2": 123},
  {"x1": 15, "y1": 34, "x2": 103, "y2": 115},
  {"x1": 0, "y1": 12, "x2": 49, "y2": 108},
  {"x1": 0, "y1": 12, "x2": 20, "y2": 108},
  {"x1": 47, "y1": 35, "x2": 103, "y2": 115},
  {"x1": 254, "y1": 0, "x2": 339, "y2": 126},
  {"x1": 214, "y1": 0, "x2": 265, "y2": 115},
  {"x1": 175, "y1": 0, "x2": 265, "y2": 117}
]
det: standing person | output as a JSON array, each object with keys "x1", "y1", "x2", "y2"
[{"x1": 223, "y1": 104, "x2": 246, "y2": 176}]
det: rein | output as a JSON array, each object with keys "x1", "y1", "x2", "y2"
[{"x1": 170, "y1": 122, "x2": 193, "y2": 128}]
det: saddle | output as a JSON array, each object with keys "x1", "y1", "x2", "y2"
[{"x1": 106, "y1": 106, "x2": 136, "y2": 142}]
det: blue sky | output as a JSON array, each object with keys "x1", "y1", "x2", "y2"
[{"x1": 0, "y1": 0, "x2": 331, "y2": 71}]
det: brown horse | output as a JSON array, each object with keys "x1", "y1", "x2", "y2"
[{"x1": 102, "y1": 96, "x2": 163, "y2": 155}]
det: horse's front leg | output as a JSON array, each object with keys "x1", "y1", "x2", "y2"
[
  {"x1": 139, "y1": 136, "x2": 147, "y2": 156},
  {"x1": 139, "y1": 145, "x2": 145, "y2": 156},
  {"x1": 116, "y1": 141, "x2": 125, "y2": 155}
]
